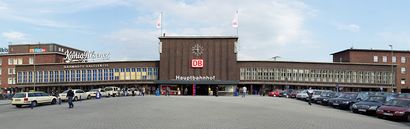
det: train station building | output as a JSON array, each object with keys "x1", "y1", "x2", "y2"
[{"x1": 1, "y1": 36, "x2": 408, "y2": 95}]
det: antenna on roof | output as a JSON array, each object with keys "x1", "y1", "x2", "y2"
[{"x1": 350, "y1": 42, "x2": 354, "y2": 49}]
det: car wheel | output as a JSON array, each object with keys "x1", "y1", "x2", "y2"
[
  {"x1": 107, "y1": 94, "x2": 111, "y2": 97},
  {"x1": 87, "y1": 95, "x2": 91, "y2": 99},
  {"x1": 51, "y1": 99, "x2": 57, "y2": 104},
  {"x1": 15, "y1": 105, "x2": 22, "y2": 108},
  {"x1": 74, "y1": 96, "x2": 78, "y2": 101},
  {"x1": 31, "y1": 101, "x2": 37, "y2": 107}
]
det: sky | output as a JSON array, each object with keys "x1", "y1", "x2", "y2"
[{"x1": 0, "y1": 0, "x2": 410, "y2": 62}]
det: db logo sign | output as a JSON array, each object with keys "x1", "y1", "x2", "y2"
[{"x1": 192, "y1": 59, "x2": 204, "y2": 68}]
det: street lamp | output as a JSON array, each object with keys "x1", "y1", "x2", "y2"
[
  {"x1": 389, "y1": 45, "x2": 394, "y2": 93},
  {"x1": 271, "y1": 56, "x2": 281, "y2": 61}
]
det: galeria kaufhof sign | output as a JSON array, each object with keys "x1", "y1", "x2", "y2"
[{"x1": 64, "y1": 50, "x2": 111, "y2": 62}]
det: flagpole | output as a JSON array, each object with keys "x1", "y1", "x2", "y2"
[
  {"x1": 236, "y1": 10, "x2": 239, "y2": 37},
  {"x1": 160, "y1": 12, "x2": 163, "y2": 36}
]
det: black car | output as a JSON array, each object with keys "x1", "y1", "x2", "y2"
[
  {"x1": 329, "y1": 92, "x2": 359, "y2": 110},
  {"x1": 351, "y1": 95, "x2": 388, "y2": 115},
  {"x1": 314, "y1": 91, "x2": 339, "y2": 105}
]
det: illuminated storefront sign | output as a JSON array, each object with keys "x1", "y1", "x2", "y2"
[
  {"x1": 64, "y1": 50, "x2": 110, "y2": 62},
  {"x1": 176, "y1": 75, "x2": 216, "y2": 80},
  {"x1": 191, "y1": 59, "x2": 204, "y2": 68},
  {"x1": 0, "y1": 48, "x2": 8, "y2": 54},
  {"x1": 29, "y1": 48, "x2": 46, "y2": 53}
]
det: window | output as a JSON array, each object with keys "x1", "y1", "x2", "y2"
[
  {"x1": 0, "y1": 59, "x2": 2, "y2": 65},
  {"x1": 8, "y1": 77, "x2": 15, "y2": 84},
  {"x1": 29, "y1": 57, "x2": 34, "y2": 64},
  {"x1": 0, "y1": 68, "x2": 2, "y2": 75},
  {"x1": 373, "y1": 56, "x2": 378, "y2": 62},
  {"x1": 8, "y1": 68, "x2": 15, "y2": 74},
  {"x1": 392, "y1": 56, "x2": 396, "y2": 63},
  {"x1": 401, "y1": 78, "x2": 406, "y2": 84},
  {"x1": 401, "y1": 57, "x2": 406, "y2": 63},
  {"x1": 8, "y1": 58, "x2": 13, "y2": 65},
  {"x1": 401, "y1": 67, "x2": 406, "y2": 74},
  {"x1": 17, "y1": 58, "x2": 22, "y2": 65},
  {"x1": 382, "y1": 56, "x2": 387, "y2": 62}
]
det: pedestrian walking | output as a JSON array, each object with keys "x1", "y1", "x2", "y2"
[
  {"x1": 166, "y1": 86, "x2": 170, "y2": 96},
  {"x1": 307, "y1": 87, "x2": 314, "y2": 106},
  {"x1": 67, "y1": 88, "x2": 75, "y2": 108},
  {"x1": 242, "y1": 86, "x2": 247, "y2": 98},
  {"x1": 215, "y1": 86, "x2": 219, "y2": 97},
  {"x1": 184, "y1": 87, "x2": 188, "y2": 95},
  {"x1": 142, "y1": 87, "x2": 145, "y2": 96}
]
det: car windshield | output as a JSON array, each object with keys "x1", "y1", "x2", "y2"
[
  {"x1": 320, "y1": 92, "x2": 332, "y2": 97},
  {"x1": 89, "y1": 89, "x2": 98, "y2": 92},
  {"x1": 365, "y1": 96, "x2": 385, "y2": 102},
  {"x1": 384, "y1": 99, "x2": 410, "y2": 107},
  {"x1": 398, "y1": 93, "x2": 410, "y2": 98},
  {"x1": 313, "y1": 91, "x2": 322, "y2": 95},
  {"x1": 62, "y1": 90, "x2": 69, "y2": 93},
  {"x1": 105, "y1": 88, "x2": 113, "y2": 91},
  {"x1": 338, "y1": 93, "x2": 358, "y2": 99},
  {"x1": 13, "y1": 93, "x2": 26, "y2": 98}
]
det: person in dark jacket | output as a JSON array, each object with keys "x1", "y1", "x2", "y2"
[
  {"x1": 67, "y1": 89, "x2": 75, "y2": 108},
  {"x1": 215, "y1": 86, "x2": 219, "y2": 97}
]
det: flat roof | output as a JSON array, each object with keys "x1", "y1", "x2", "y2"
[
  {"x1": 159, "y1": 35, "x2": 238, "y2": 39},
  {"x1": 9, "y1": 43, "x2": 83, "y2": 52},
  {"x1": 0, "y1": 52, "x2": 65, "y2": 57},
  {"x1": 331, "y1": 48, "x2": 410, "y2": 55},
  {"x1": 237, "y1": 60, "x2": 394, "y2": 66}
]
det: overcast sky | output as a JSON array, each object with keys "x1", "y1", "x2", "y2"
[{"x1": 1, "y1": 0, "x2": 410, "y2": 62}]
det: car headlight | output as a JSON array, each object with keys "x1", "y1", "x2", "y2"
[
  {"x1": 352, "y1": 104, "x2": 357, "y2": 108},
  {"x1": 376, "y1": 109, "x2": 383, "y2": 112},
  {"x1": 396, "y1": 111, "x2": 405, "y2": 114},
  {"x1": 342, "y1": 101, "x2": 350, "y2": 104},
  {"x1": 323, "y1": 99, "x2": 328, "y2": 101},
  {"x1": 369, "y1": 106, "x2": 378, "y2": 110}
]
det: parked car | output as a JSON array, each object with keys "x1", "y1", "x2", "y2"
[
  {"x1": 268, "y1": 89, "x2": 282, "y2": 97},
  {"x1": 59, "y1": 89, "x2": 88, "y2": 101},
  {"x1": 311, "y1": 90, "x2": 327, "y2": 100},
  {"x1": 296, "y1": 90, "x2": 308, "y2": 100},
  {"x1": 279, "y1": 90, "x2": 291, "y2": 98},
  {"x1": 104, "y1": 86, "x2": 121, "y2": 97},
  {"x1": 329, "y1": 92, "x2": 360, "y2": 110},
  {"x1": 11, "y1": 91, "x2": 57, "y2": 108},
  {"x1": 376, "y1": 98, "x2": 410, "y2": 121},
  {"x1": 397, "y1": 93, "x2": 410, "y2": 99},
  {"x1": 351, "y1": 95, "x2": 388, "y2": 115},
  {"x1": 289, "y1": 90, "x2": 300, "y2": 98},
  {"x1": 86, "y1": 89, "x2": 108, "y2": 98},
  {"x1": 313, "y1": 91, "x2": 338, "y2": 105}
]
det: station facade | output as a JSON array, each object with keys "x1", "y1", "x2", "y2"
[{"x1": 1, "y1": 36, "x2": 408, "y2": 95}]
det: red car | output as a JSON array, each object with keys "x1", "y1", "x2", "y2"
[
  {"x1": 268, "y1": 90, "x2": 282, "y2": 97},
  {"x1": 376, "y1": 98, "x2": 410, "y2": 121}
]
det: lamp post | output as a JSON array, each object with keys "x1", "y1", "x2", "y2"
[
  {"x1": 389, "y1": 45, "x2": 394, "y2": 93},
  {"x1": 271, "y1": 56, "x2": 280, "y2": 61}
]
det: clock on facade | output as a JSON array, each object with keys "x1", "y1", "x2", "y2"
[{"x1": 192, "y1": 43, "x2": 204, "y2": 56}]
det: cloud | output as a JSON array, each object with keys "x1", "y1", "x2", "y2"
[
  {"x1": 108, "y1": 0, "x2": 317, "y2": 60},
  {"x1": 2, "y1": 31, "x2": 26, "y2": 40},
  {"x1": 337, "y1": 24, "x2": 360, "y2": 32}
]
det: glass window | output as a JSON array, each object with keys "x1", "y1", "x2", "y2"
[
  {"x1": 104, "y1": 69, "x2": 109, "y2": 80},
  {"x1": 71, "y1": 70, "x2": 75, "y2": 82},
  {"x1": 29, "y1": 72, "x2": 33, "y2": 83},
  {"x1": 60, "y1": 70, "x2": 64, "y2": 82},
  {"x1": 44, "y1": 71, "x2": 48, "y2": 83},
  {"x1": 401, "y1": 57, "x2": 406, "y2": 63},
  {"x1": 382, "y1": 56, "x2": 387, "y2": 62},
  {"x1": 401, "y1": 67, "x2": 406, "y2": 74},
  {"x1": 8, "y1": 58, "x2": 13, "y2": 65},
  {"x1": 374, "y1": 56, "x2": 379, "y2": 62},
  {"x1": 401, "y1": 78, "x2": 406, "y2": 84},
  {"x1": 87, "y1": 70, "x2": 92, "y2": 81},
  {"x1": 82, "y1": 70, "x2": 86, "y2": 81},
  {"x1": 93, "y1": 69, "x2": 97, "y2": 81},
  {"x1": 98, "y1": 69, "x2": 103, "y2": 81},
  {"x1": 392, "y1": 56, "x2": 397, "y2": 63},
  {"x1": 29, "y1": 57, "x2": 34, "y2": 64},
  {"x1": 38, "y1": 71, "x2": 43, "y2": 83},
  {"x1": 0, "y1": 67, "x2": 2, "y2": 75},
  {"x1": 17, "y1": 58, "x2": 22, "y2": 65},
  {"x1": 49, "y1": 71, "x2": 53, "y2": 82}
]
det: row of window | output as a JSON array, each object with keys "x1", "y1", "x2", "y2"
[
  {"x1": 239, "y1": 68, "x2": 394, "y2": 85},
  {"x1": 374, "y1": 56, "x2": 406, "y2": 63},
  {"x1": 17, "y1": 67, "x2": 159, "y2": 84},
  {"x1": 6, "y1": 57, "x2": 34, "y2": 65}
]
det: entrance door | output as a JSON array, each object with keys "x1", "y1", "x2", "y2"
[{"x1": 195, "y1": 85, "x2": 209, "y2": 95}]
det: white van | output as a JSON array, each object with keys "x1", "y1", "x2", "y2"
[{"x1": 104, "y1": 86, "x2": 120, "y2": 97}]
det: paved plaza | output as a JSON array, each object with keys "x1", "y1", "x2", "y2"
[{"x1": 0, "y1": 96, "x2": 409, "y2": 129}]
